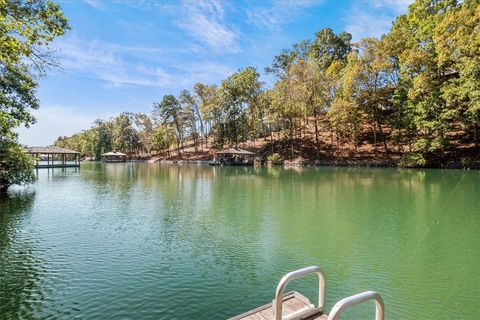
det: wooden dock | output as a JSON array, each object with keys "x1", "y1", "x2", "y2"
[
  {"x1": 212, "y1": 147, "x2": 255, "y2": 166},
  {"x1": 35, "y1": 164, "x2": 80, "y2": 168},
  {"x1": 230, "y1": 291, "x2": 327, "y2": 320},
  {"x1": 26, "y1": 146, "x2": 81, "y2": 169},
  {"x1": 228, "y1": 266, "x2": 384, "y2": 320}
]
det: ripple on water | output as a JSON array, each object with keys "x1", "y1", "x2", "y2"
[{"x1": 0, "y1": 163, "x2": 479, "y2": 319}]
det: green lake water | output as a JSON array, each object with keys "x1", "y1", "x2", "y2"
[{"x1": 0, "y1": 163, "x2": 479, "y2": 319}]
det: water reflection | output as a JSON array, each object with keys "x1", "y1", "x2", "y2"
[
  {"x1": 0, "y1": 191, "x2": 40, "y2": 319},
  {"x1": 0, "y1": 164, "x2": 478, "y2": 319}
]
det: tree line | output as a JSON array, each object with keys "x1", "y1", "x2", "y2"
[{"x1": 55, "y1": 0, "x2": 479, "y2": 166}]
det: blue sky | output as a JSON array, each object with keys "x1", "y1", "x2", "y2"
[{"x1": 18, "y1": 0, "x2": 411, "y2": 146}]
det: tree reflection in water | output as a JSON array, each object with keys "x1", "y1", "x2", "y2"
[{"x1": 0, "y1": 190, "x2": 41, "y2": 319}]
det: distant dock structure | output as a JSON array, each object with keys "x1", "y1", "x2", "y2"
[
  {"x1": 101, "y1": 151, "x2": 127, "y2": 163},
  {"x1": 27, "y1": 146, "x2": 80, "y2": 168},
  {"x1": 210, "y1": 147, "x2": 255, "y2": 166}
]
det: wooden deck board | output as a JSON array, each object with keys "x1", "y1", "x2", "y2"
[
  {"x1": 229, "y1": 291, "x2": 325, "y2": 320},
  {"x1": 305, "y1": 315, "x2": 328, "y2": 320}
]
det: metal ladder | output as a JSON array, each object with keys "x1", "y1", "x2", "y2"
[{"x1": 273, "y1": 266, "x2": 385, "y2": 320}]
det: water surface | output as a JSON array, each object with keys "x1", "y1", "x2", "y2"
[{"x1": 0, "y1": 163, "x2": 479, "y2": 319}]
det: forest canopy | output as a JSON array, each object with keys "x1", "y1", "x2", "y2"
[{"x1": 55, "y1": 0, "x2": 479, "y2": 167}]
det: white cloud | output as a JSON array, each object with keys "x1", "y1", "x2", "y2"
[
  {"x1": 177, "y1": 61, "x2": 236, "y2": 84},
  {"x1": 175, "y1": 0, "x2": 239, "y2": 53},
  {"x1": 345, "y1": 0, "x2": 413, "y2": 41},
  {"x1": 82, "y1": 0, "x2": 103, "y2": 9},
  {"x1": 55, "y1": 35, "x2": 235, "y2": 89},
  {"x1": 368, "y1": 0, "x2": 412, "y2": 13},
  {"x1": 56, "y1": 37, "x2": 179, "y2": 88},
  {"x1": 245, "y1": 0, "x2": 324, "y2": 31},
  {"x1": 17, "y1": 106, "x2": 110, "y2": 146},
  {"x1": 345, "y1": 10, "x2": 394, "y2": 41}
]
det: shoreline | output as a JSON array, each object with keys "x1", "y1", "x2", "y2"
[{"x1": 86, "y1": 158, "x2": 479, "y2": 169}]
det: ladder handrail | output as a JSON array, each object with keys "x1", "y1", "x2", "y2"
[
  {"x1": 273, "y1": 266, "x2": 326, "y2": 320},
  {"x1": 327, "y1": 291, "x2": 384, "y2": 320}
]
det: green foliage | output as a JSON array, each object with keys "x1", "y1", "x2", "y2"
[
  {"x1": 111, "y1": 113, "x2": 140, "y2": 153},
  {"x1": 213, "y1": 67, "x2": 263, "y2": 146},
  {"x1": 1, "y1": 0, "x2": 69, "y2": 189},
  {"x1": 0, "y1": 64, "x2": 39, "y2": 130},
  {"x1": 153, "y1": 126, "x2": 174, "y2": 152},
  {"x1": 267, "y1": 153, "x2": 284, "y2": 166},
  {"x1": 386, "y1": 0, "x2": 479, "y2": 153},
  {"x1": 400, "y1": 152, "x2": 427, "y2": 168},
  {"x1": 460, "y1": 156, "x2": 475, "y2": 168},
  {"x1": 434, "y1": 1, "x2": 480, "y2": 128},
  {"x1": 179, "y1": 89, "x2": 202, "y2": 151},
  {"x1": 309, "y1": 28, "x2": 352, "y2": 70},
  {"x1": 1, "y1": 0, "x2": 70, "y2": 132},
  {"x1": 54, "y1": 113, "x2": 151, "y2": 159},
  {"x1": 328, "y1": 97, "x2": 361, "y2": 143},
  {"x1": 265, "y1": 41, "x2": 309, "y2": 78},
  {"x1": 0, "y1": 141, "x2": 35, "y2": 191},
  {"x1": 1, "y1": 0, "x2": 69, "y2": 67},
  {"x1": 153, "y1": 95, "x2": 184, "y2": 155}
]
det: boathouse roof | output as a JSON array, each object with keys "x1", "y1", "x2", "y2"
[
  {"x1": 101, "y1": 151, "x2": 127, "y2": 156},
  {"x1": 215, "y1": 147, "x2": 255, "y2": 155},
  {"x1": 26, "y1": 146, "x2": 80, "y2": 154}
]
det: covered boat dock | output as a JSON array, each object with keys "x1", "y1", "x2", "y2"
[
  {"x1": 211, "y1": 148, "x2": 255, "y2": 166},
  {"x1": 27, "y1": 146, "x2": 81, "y2": 168},
  {"x1": 101, "y1": 151, "x2": 127, "y2": 163}
]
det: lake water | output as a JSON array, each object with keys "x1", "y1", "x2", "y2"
[{"x1": 0, "y1": 163, "x2": 479, "y2": 319}]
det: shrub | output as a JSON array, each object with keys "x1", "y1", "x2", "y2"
[
  {"x1": 267, "y1": 153, "x2": 284, "y2": 166},
  {"x1": 0, "y1": 142, "x2": 36, "y2": 191},
  {"x1": 400, "y1": 152, "x2": 427, "y2": 168},
  {"x1": 460, "y1": 157, "x2": 474, "y2": 168}
]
